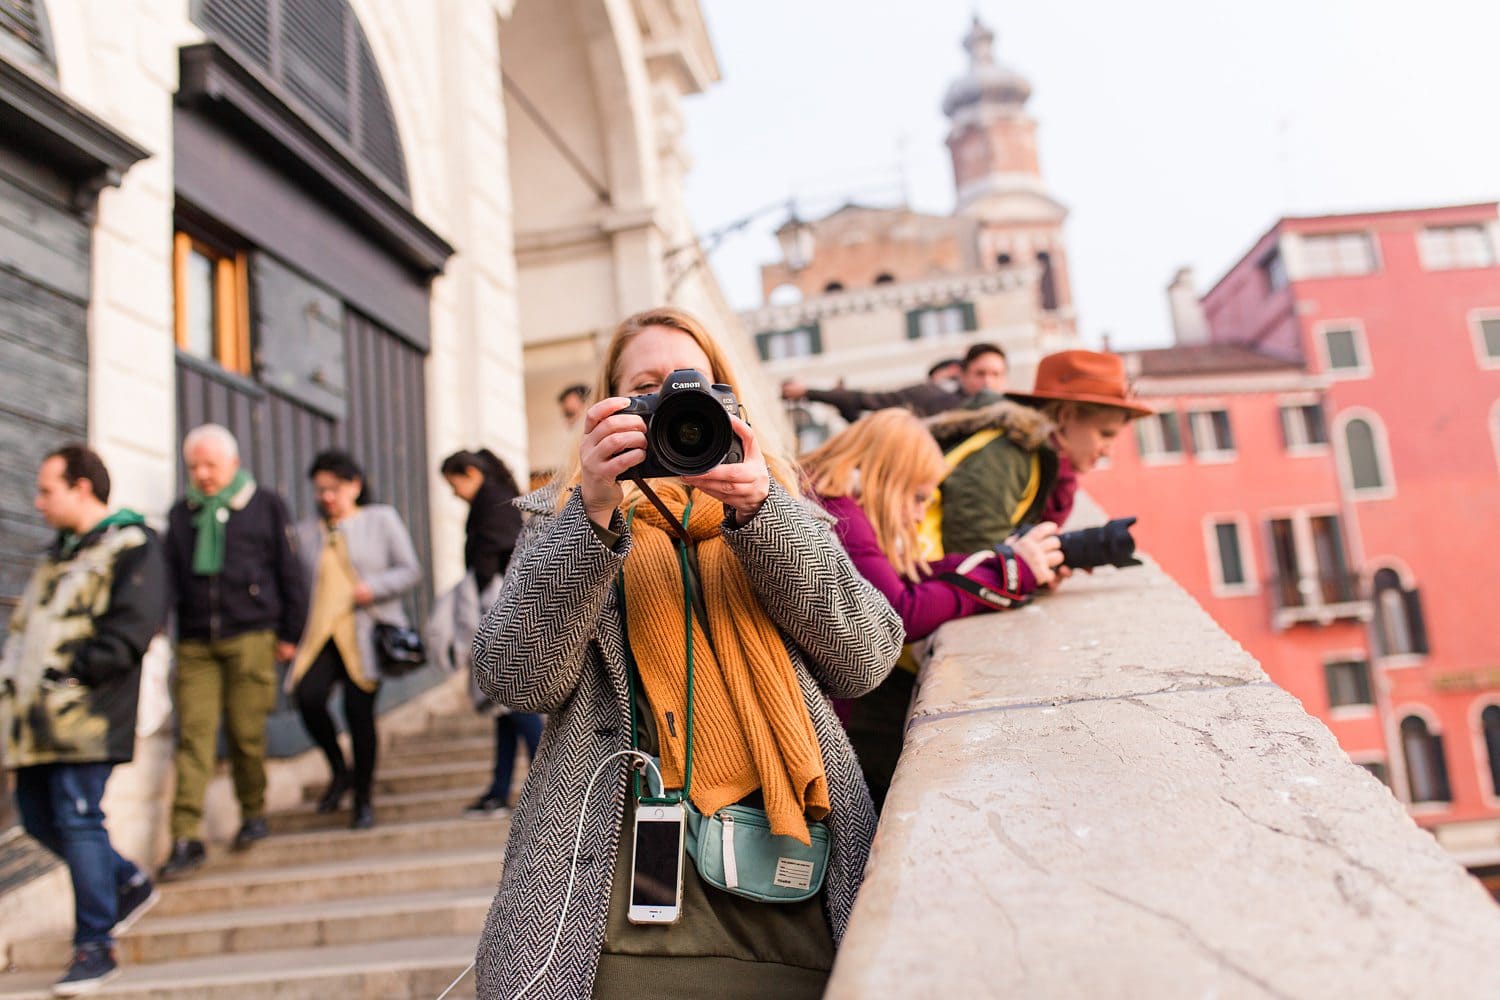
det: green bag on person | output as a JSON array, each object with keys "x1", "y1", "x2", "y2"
[{"x1": 683, "y1": 801, "x2": 830, "y2": 904}]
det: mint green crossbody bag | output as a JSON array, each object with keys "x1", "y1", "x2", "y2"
[
  {"x1": 621, "y1": 501, "x2": 831, "y2": 905},
  {"x1": 682, "y1": 801, "x2": 829, "y2": 903}
]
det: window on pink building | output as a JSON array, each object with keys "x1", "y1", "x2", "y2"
[
  {"x1": 1188, "y1": 409, "x2": 1235, "y2": 459},
  {"x1": 1135, "y1": 411, "x2": 1184, "y2": 462},
  {"x1": 1279, "y1": 402, "x2": 1328, "y2": 451},
  {"x1": 1419, "y1": 225, "x2": 1495, "y2": 270},
  {"x1": 1341, "y1": 417, "x2": 1391, "y2": 495},
  {"x1": 1322, "y1": 326, "x2": 1367, "y2": 374},
  {"x1": 1482, "y1": 706, "x2": 1500, "y2": 798},
  {"x1": 1324, "y1": 659, "x2": 1372, "y2": 708},
  {"x1": 1260, "y1": 251, "x2": 1288, "y2": 292},
  {"x1": 1372, "y1": 568, "x2": 1428, "y2": 658},
  {"x1": 1300, "y1": 232, "x2": 1377, "y2": 278},
  {"x1": 1400, "y1": 716, "x2": 1451, "y2": 804},
  {"x1": 1477, "y1": 317, "x2": 1500, "y2": 363}
]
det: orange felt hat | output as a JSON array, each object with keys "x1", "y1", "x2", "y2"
[{"x1": 1007, "y1": 350, "x2": 1153, "y2": 418}]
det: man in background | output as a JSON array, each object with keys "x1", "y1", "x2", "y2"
[
  {"x1": 158, "y1": 424, "x2": 306, "y2": 879},
  {"x1": 1, "y1": 445, "x2": 165, "y2": 994},
  {"x1": 781, "y1": 341, "x2": 1008, "y2": 423},
  {"x1": 557, "y1": 384, "x2": 590, "y2": 428}
]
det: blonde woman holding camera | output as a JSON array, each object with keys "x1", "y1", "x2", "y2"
[{"x1": 470, "y1": 307, "x2": 903, "y2": 999}]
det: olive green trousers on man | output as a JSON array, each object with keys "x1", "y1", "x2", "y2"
[{"x1": 169, "y1": 630, "x2": 279, "y2": 840}]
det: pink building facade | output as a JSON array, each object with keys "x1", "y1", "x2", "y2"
[{"x1": 1087, "y1": 203, "x2": 1500, "y2": 878}]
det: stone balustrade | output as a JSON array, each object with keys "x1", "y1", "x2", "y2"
[{"x1": 827, "y1": 500, "x2": 1500, "y2": 999}]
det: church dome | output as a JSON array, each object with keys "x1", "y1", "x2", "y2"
[{"x1": 942, "y1": 16, "x2": 1031, "y2": 117}]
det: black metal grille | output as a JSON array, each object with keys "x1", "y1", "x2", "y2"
[
  {"x1": 193, "y1": 0, "x2": 408, "y2": 194},
  {"x1": 0, "y1": 0, "x2": 52, "y2": 68}
]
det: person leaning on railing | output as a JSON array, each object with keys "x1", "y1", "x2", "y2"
[
  {"x1": 921, "y1": 349, "x2": 1153, "y2": 560},
  {"x1": 801, "y1": 409, "x2": 1062, "y2": 811},
  {"x1": 469, "y1": 307, "x2": 903, "y2": 999}
]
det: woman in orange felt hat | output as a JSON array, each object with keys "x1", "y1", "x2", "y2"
[{"x1": 921, "y1": 349, "x2": 1152, "y2": 557}]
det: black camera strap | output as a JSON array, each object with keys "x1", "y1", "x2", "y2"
[
  {"x1": 627, "y1": 474, "x2": 692, "y2": 544},
  {"x1": 935, "y1": 546, "x2": 1031, "y2": 611}
]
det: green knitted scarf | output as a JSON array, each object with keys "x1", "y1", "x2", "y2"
[{"x1": 187, "y1": 470, "x2": 253, "y2": 576}]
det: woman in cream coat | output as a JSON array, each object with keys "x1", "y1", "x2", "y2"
[{"x1": 292, "y1": 450, "x2": 421, "y2": 830}]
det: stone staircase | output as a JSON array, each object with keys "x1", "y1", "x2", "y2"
[{"x1": 0, "y1": 713, "x2": 511, "y2": 999}]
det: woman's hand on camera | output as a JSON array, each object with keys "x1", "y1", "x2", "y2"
[
  {"x1": 1008, "y1": 522, "x2": 1064, "y2": 588},
  {"x1": 580, "y1": 398, "x2": 647, "y2": 528},
  {"x1": 682, "y1": 415, "x2": 770, "y2": 523}
]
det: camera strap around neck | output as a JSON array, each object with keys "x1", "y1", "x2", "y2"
[{"x1": 619, "y1": 500, "x2": 699, "y2": 807}]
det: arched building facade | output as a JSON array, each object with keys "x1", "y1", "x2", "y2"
[{"x1": 0, "y1": 0, "x2": 728, "y2": 878}]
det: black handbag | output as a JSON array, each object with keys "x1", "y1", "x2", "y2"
[{"x1": 373, "y1": 623, "x2": 427, "y2": 678}]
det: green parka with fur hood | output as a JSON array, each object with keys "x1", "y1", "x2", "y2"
[{"x1": 924, "y1": 396, "x2": 1058, "y2": 555}]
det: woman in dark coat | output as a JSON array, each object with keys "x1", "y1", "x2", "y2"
[{"x1": 440, "y1": 449, "x2": 539, "y2": 815}]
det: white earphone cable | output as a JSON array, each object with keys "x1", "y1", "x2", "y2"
[{"x1": 437, "y1": 749, "x2": 664, "y2": 1000}]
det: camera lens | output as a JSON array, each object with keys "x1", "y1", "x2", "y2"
[
  {"x1": 670, "y1": 418, "x2": 707, "y2": 454},
  {"x1": 652, "y1": 392, "x2": 732, "y2": 475}
]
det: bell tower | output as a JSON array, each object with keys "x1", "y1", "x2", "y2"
[{"x1": 944, "y1": 16, "x2": 1072, "y2": 313}]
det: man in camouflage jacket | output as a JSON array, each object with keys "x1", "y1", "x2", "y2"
[{"x1": 0, "y1": 445, "x2": 166, "y2": 993}]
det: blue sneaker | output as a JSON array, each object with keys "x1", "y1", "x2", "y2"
[
  {"x1": 52, "y1": 943, "x2": 118, "y2": 996},
  {"x1": 114, "y1": 872, "x2": 159, "y2": 935}
]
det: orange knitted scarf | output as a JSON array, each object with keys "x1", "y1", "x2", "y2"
[{"x1": 623, "y1": 483, "x2": 829, "y2": 844}]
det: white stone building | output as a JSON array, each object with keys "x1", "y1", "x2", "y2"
[{"x1": 0, "y1": 0, "x2": 735, "y2": 861}]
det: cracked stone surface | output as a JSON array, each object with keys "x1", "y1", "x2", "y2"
[
  {"x1": 913, "y1": 556, "x2": 1267, "y2": 721},
  {"x1": 828, "y1": 513, "x2": 1500, "y2": 999}
]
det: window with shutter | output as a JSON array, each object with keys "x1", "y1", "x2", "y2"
[
  {"x1": 193, "y1": 0, "x2": 409, "y2": 193},
  {"x1": 1400, "y1": 716, "x2": 1451, "y2": 804},
  {"x1": 251, "y1": 253, "x2": 348, "y2": 420}
]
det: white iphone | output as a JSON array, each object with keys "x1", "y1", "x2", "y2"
[{"x1": 626, "y1": 802, "x2": 685, "y2": 925}]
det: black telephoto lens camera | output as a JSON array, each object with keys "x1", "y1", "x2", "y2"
[
  {"x1": 615, "y1": 368, "x2": 745, "y2": 480},
  {"x1": 1056, "y1": 516, "x2": 1142, "y2": 570}
]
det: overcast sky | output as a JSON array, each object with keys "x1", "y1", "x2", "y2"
[{"x1": 681, "y1": 0, "x2": 1500, "y2": 350}]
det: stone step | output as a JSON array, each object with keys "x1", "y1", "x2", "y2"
[
  {"x1": 152, "y1": 847, "x2": 502, "y2": 917},
  {"x1": 0, "y1": 935, "x2": 478, "y2": 999},
  {"x1": 204, "y1": 814, "x2": 511, "y2": 873},
  {"x1": 379, "y1": 735, "x2": 496, "y2": 768},
  {"x1": 390, "y1": 713, "x2": 496, "y2": 746},
  {"x1": 268, "y1": 785, "x2": 479, "y2": 834},
  {"x1": 299, "y1": 758, "x2": 498, "y2": 802},
  {"x1": 10, "y1": 888, "x2": 492, "y2": 970}
]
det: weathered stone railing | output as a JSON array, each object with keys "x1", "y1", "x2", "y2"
[{"x1": 827, "y1": 501, "x2": 1500, "y2": 998}]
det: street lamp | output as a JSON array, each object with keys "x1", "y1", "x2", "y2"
[
  {"x1": 664, "y1": 198, "x2": 818, "y2": 297},
  {"x1": 775, "y1": 211, "x2": 816, "y2": 272}
]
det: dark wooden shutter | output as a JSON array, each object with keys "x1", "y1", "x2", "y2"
[
  {"x1": 193, "y1": 0, "x2": 409, "y2": 194},
  {"x1": 0, "y1": 167, "x2": 89, "y2": 632},
  {"x1": 251, "y1": 253, "x2": 349, "y2": 420},
  {"x1": 1404, "y1": 588, "x2": 1430, "y2": 655},
  {"x1": 0, "y1": 0, "x2": 53, "y2": 71}
]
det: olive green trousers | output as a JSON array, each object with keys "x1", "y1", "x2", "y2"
[{"x1": 169, "y1": 630, "x2": 278, "y2": 840}]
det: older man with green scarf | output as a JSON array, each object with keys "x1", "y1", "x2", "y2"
[{"x1": 159, "y1": 424, "x2": 307, "y2": 879}]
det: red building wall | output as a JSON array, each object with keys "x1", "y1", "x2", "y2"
[
  {"x1": 1086, "y1": 386, "x2": 1385, "y2": 765},
  {"x1": 1279, "y1": 206, "x2": 1500, "y2": 825},
  {"x1": 1091, "y1": 203, "x2": 1500, "y2": 839}
]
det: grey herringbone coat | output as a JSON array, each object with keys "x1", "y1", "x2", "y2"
[{"x1": 471, "y1": 482, "x2": 904, "y2": 999}]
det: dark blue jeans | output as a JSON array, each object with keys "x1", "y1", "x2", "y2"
[
  {"x1": 16, "y1": 762, "x2": 141, "y2": 946},
  {"x1": 486, "y1": 712, "x2": 542, "y2": 802}
]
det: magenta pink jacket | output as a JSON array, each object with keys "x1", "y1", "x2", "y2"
[{"x1": 816, "y1": 493, "x2": 1035, "y2": 642}]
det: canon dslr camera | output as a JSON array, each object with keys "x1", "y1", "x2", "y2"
[
  {"x1": 616, "y1": 368, "x2": 745, "y2": 479},
  {"x1": 1015, "y1": 516, "x2": 1142, "y2": 571}
]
